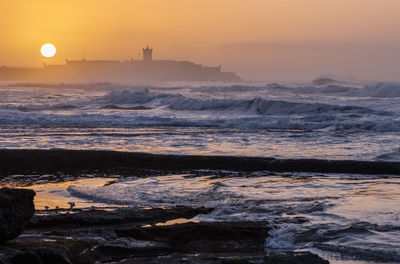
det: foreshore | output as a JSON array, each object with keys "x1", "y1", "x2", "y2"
[
  {"x1": 0, "y1": 181, "x2": 330, "y2": 264},
  {"x1": 2, "y1": 203, "x2": 330, "y2": 264},
  {"x1": 1, "y1": 149, "x2": 399, "y2": 263}
]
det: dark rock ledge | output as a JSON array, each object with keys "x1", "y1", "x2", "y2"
[
  {"x1": 0, "y1": 195, "x2": 329, "y2": 264},
  {"x1": 1, "y1": 149, "x2": 399, "y2": 176},
  {"x1": 0, "y1": 188, "x2": 35, "y2": 242}
]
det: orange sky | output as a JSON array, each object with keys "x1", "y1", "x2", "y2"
[{"x1": 1, "y1": 0, "x2": 400, "y2": 81}]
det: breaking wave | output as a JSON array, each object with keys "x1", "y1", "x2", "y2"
[
  {"x1": 66, "y1": 174, "x2": 400, "y2": 263},
  {"x1": 14, "y1": 104, "x2": 78, "y2": 112},
  {"x1": 316, "y1": 244, "x2": 400, "y2": 262},
  {"x1": 100, "y1": 104, "x2": 152, "y2": 110},
  {"x1": 376, "y1": 148, "x2": 400, "y2": 162},
  {"x1": 182, "y1": 81, "x2": 400, "y2": 98},
  {"x1": 355, "y1": 82, "x2": 400, "y2": 98},
  {"x1": 102, "y1": 90, "x2": 370, "y2": 115},
  {"x1": 7, "y1": 80, "x2": 400, "y2": 98},
  {"x1": 292, "y1": 82, "x2": 400, "y2": 98}
]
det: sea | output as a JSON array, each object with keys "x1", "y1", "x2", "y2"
[{"x1": 1, "y1": 79, "x2": 400, "y2": 263}]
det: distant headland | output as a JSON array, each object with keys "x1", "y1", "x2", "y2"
[{"x1": 0, "y1": 46, "x2": 241, "y2": 83}]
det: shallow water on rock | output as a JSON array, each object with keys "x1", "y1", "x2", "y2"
[
  {"x1": 21, "y1": 178, "x2": 117, "y2": 210},
  {"x1": 18, "y1": 172, "x2": 400, "y2": 264}
]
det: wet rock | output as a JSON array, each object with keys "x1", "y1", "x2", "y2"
[
  {"x1": 2, "y1": 203, "x2": 271, "y2": 263},
  {"x1": 88, "y1": 238, "x2": 172, "y2": 263},
  {"x1": 28, "y1": 206, "x2": 213, "y2": 228},
  {"x1": 116, "y1": 221, "x2": 269, "y2": 253},
  {"x1": 8, "y1": 247, "x2": 71, "y2": 264},
  {"x1": 68, "y1": 221, "x2": 269, "y2": 263},
  {"x1": 1, "y1": 149, "x2": 400, "y2": 175},
  {"x1": 114, "y1": 254, "x2": 260, "y2": 264},
  {"x1": 5, "y1": 221, "x2": 270, "y2": 264},
  {"x1": 29, "y1": 247, "x2": 72, "y2": 264},
  {"x1": 0, "y1": 188, "x2": 35, "y2": 241},
  {"x1": 10, "y1": 250, "x2": 42, "y2": 264},
  {"x1": 264, "y1": 251, "x2": 329, "y2": 264}
]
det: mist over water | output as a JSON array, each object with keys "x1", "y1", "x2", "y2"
[{"x1": 0, "y1": 79, "x2": 400, "y2": 161}]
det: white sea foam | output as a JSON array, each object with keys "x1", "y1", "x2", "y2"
[
  {"x1": 294, "y1": 82, "x2": 400, "y2": 98},
  {"x1": 354, "y1": 82, "x2": 400, "y2": 98},
  {"x1": 376, "y1": 148, "x2": 400, "y2": 161},
  {"x1": 1, "y1": 81, "x2": 400, "y2": 159},
  {"x1": 102, "y1": 90, "x2": 370, "y2": 115},
  {"x1": 65, "y1": 174, "x2": 400, "y2": 262}
]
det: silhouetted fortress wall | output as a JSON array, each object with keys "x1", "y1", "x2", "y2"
[
  {"x1": 0, "y1": 48, "x2": 241, "y2": 82},
  {"x1": 0, "y1": 66, "x2": 41, "y2": 81}
]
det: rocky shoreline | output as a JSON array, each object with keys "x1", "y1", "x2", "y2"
[
  {"x1": 1, "y1": 149, "x2": 365, "y2": 263},
  {"x1": 0, "y1": 187, "x2": 330, "y2": 264}
]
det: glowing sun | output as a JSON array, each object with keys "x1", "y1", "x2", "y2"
[{"x1": 41, "y1": 43, "x2": 56, "y2": 58}]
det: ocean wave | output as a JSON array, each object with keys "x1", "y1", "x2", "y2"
[
  {"x1": 0, "y1": 104, "x2": 78, "y2": 112},
  {"x1": 1, "y1": 83, "x2": 399, "y2": 133},
  {"x1": 0, "y1": 112, "x2": 182, "y2": 127},
  {"x1": 100, "y1": 104, "x2": 152, "y2": 110},
  {"x1": 293, "y1": 85, "x2": 357, "y2": 94},
  {"x1": 102, "y1": 90, "x2": 369, "y2": 115},
  {"x1": 270, "y1": 218, "x2": 400, "y2": 262},
  {"x1": 331, "y1": 119, "x2": 400, "y2": 133},
  {"x1": 67, "y1": 175, "x2": 242, "y2": 207},
  {"x1": 266, "y1": 222, "x2": 307, "y2": 250},
  {"x1": 8, "y1": 80, "x2": 400, "y2": 98},
  {"x1": 0, "y1": 111, "x2": 399, "y2": 132},
  {"x1": 294, "y1": 82, "x2": 400, "y2": 98},
  {"x1": 376, "y1": 148, "x2": 400, "y2": 162},
  {"x1": 316, "y1": 244, "x2": 400, "y2": 262},
  {"x1": 193, "y1": 84, "x2": 268, "y2": 93},
  {"x1": 353, "y1": 82, "x2": 400, "y2": 98}
]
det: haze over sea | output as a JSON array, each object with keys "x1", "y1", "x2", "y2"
[
  {"x1": 2, "y1": 79, "x2": 400, "y2": 263},
  {"x1": 1, "y1": 78, "x2": 400, "y2": 161},
  {"x1": 3, "y1": 0, "x2": 400, "y2": 263}
]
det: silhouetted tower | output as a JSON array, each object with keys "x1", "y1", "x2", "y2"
[{"x1": 143, "y1": 46, "x2": 153, "y2": 62}]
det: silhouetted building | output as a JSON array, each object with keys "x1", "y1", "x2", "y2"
[
  {"x1": 142, "y1": 46, "x2": 153, "y2": 62},
  {"x1": 0, "y1": 47, "x2": 241, "y2": 82}
]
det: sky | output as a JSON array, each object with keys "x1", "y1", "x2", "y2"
[{"x1": 1, "y1": 0, "x2": 400, "y2": 81}]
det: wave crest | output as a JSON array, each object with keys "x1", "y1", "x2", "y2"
[{"x1": 103, "y1": 90, "x2": 367, "y2": 115}]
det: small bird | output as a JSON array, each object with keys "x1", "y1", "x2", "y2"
[{"x1": 68, "y1": 202, "x2": 76, "y2": 210}]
